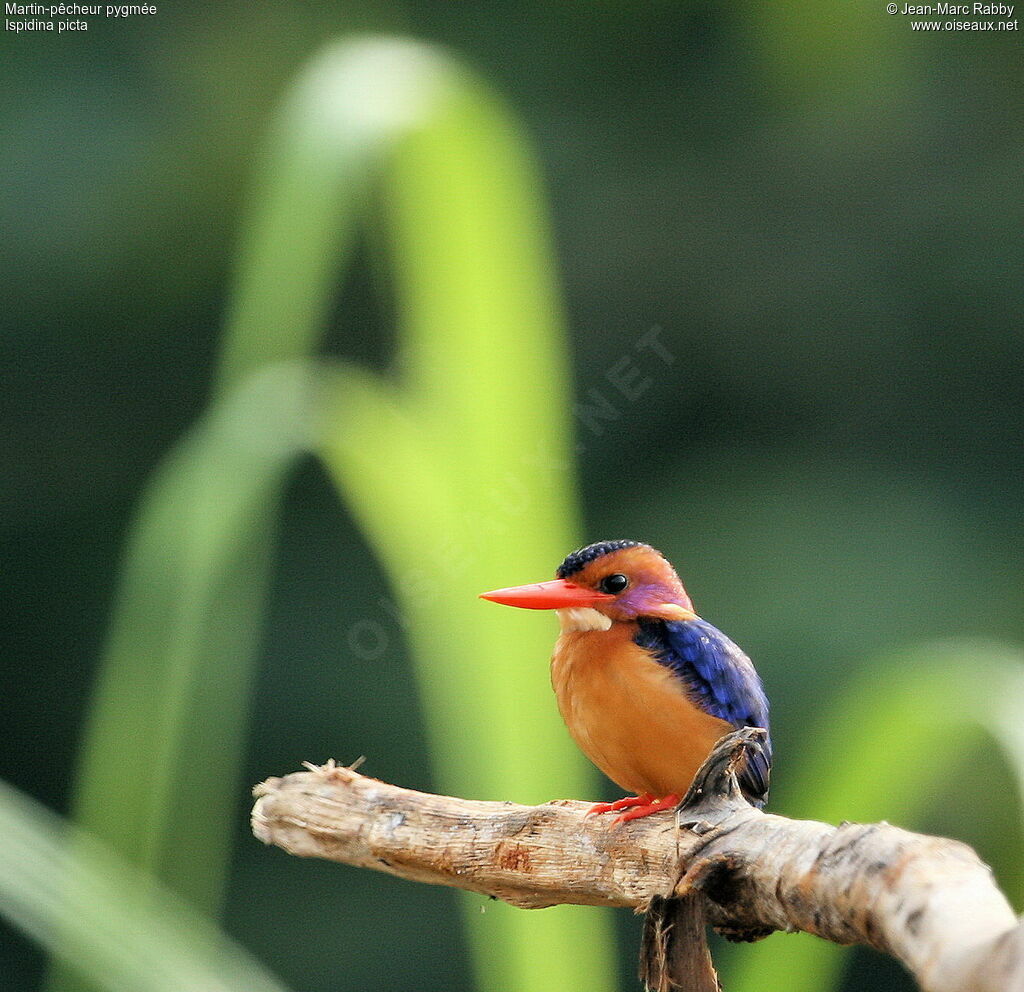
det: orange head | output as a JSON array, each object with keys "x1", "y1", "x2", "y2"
[{"x1": 479, "y1": 540, "x2": 697, "y2": 623}]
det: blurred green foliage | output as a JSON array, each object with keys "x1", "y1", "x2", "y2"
[
  {"x1": 43, "y1": 37, "x2": 613, "y2": 992},
  {"x1": 3, "y1": 3, "x2": 1023, "y2": 992},
  {"x1": 0, "y1": 781, "x2": 291, "y2": 992}
]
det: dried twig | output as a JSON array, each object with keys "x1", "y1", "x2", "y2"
[{"x1": 252, "y1": 733, "x2": 1023, "y2": 992}]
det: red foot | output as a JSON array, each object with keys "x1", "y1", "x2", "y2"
[
  {"x1": 587, "y1": 793, "x2": 653, "y2": 817},
  {"x1": 612, "y1": 793, "x2": 681, "y2": 824}
]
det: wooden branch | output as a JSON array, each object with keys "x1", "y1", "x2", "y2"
[{"x1": 252, "y1": 731, "x2": 1024, "y2": 992}]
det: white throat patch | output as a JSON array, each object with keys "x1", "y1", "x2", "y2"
[{"x1": 557, "y1": 607, "x2": 612, "y2": 632}]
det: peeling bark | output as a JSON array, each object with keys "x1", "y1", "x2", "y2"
[{"x1": 640, "y1": 895, "x2": 721, "y2": 992}]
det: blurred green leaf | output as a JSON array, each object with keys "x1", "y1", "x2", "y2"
[
  {"x1": 47, "y1": 364, "x2": 313, "y2": 992},
  {"x1": 218, "y1": 38, "x2": 456, "y2": 392},
  {"x1": 69, "y1": 364, "x2": 313, "y2": 904},
  {"x1": 299, "y1": 40, "x2": 616, "y2": 989},
  {"x1": 58, "y1": 37, "x2": 615, "y2": 992},
  {"x1": 727, "y1": 642, "x2": 1024, "y2": 992},
  {"x1": 0, "y1": 779, "x2": 291, "y2": 992}
]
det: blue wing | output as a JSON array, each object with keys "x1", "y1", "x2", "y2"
[{"x1": 634, "y1": 617, "x2": 772, "y2": 804}]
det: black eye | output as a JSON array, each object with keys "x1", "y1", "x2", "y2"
[{"x1": 599, "y1": 573, "x2": 629, "y2": 594}]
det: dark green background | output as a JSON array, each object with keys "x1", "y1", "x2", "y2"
[{"x1": 3, "y1": 3, "x2": 1022, "y2": 990}]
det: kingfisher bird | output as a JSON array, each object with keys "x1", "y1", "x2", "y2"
[{"x1": 480, "y1": 540, "x2": 770, "y2": 823}]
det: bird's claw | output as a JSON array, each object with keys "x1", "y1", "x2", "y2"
[
  {"x1": 586, "y1": 793, "x2": 682, "y2": 824},
  {"x1": 586, "y1": 793, "x2": 654, "y2": 817},
  {"x1": 611, "y1": 794, "x2": 681, "y2": 824}
]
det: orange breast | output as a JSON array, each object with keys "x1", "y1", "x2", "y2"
[{"x1": 550, "y1": 622, "x2": 733, "y2": 798}]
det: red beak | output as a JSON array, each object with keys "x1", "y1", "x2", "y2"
[{"x1": 479, "y1": 578, "x2": 616, "y2": 611}]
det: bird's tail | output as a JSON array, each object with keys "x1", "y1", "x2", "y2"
[{"x1": 737, "y1": 727, "x2": 771, "y2": 808}]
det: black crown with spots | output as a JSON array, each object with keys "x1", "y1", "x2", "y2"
[{"x1": 556, "y1": 540, "x2": 644, "y2": 579}]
